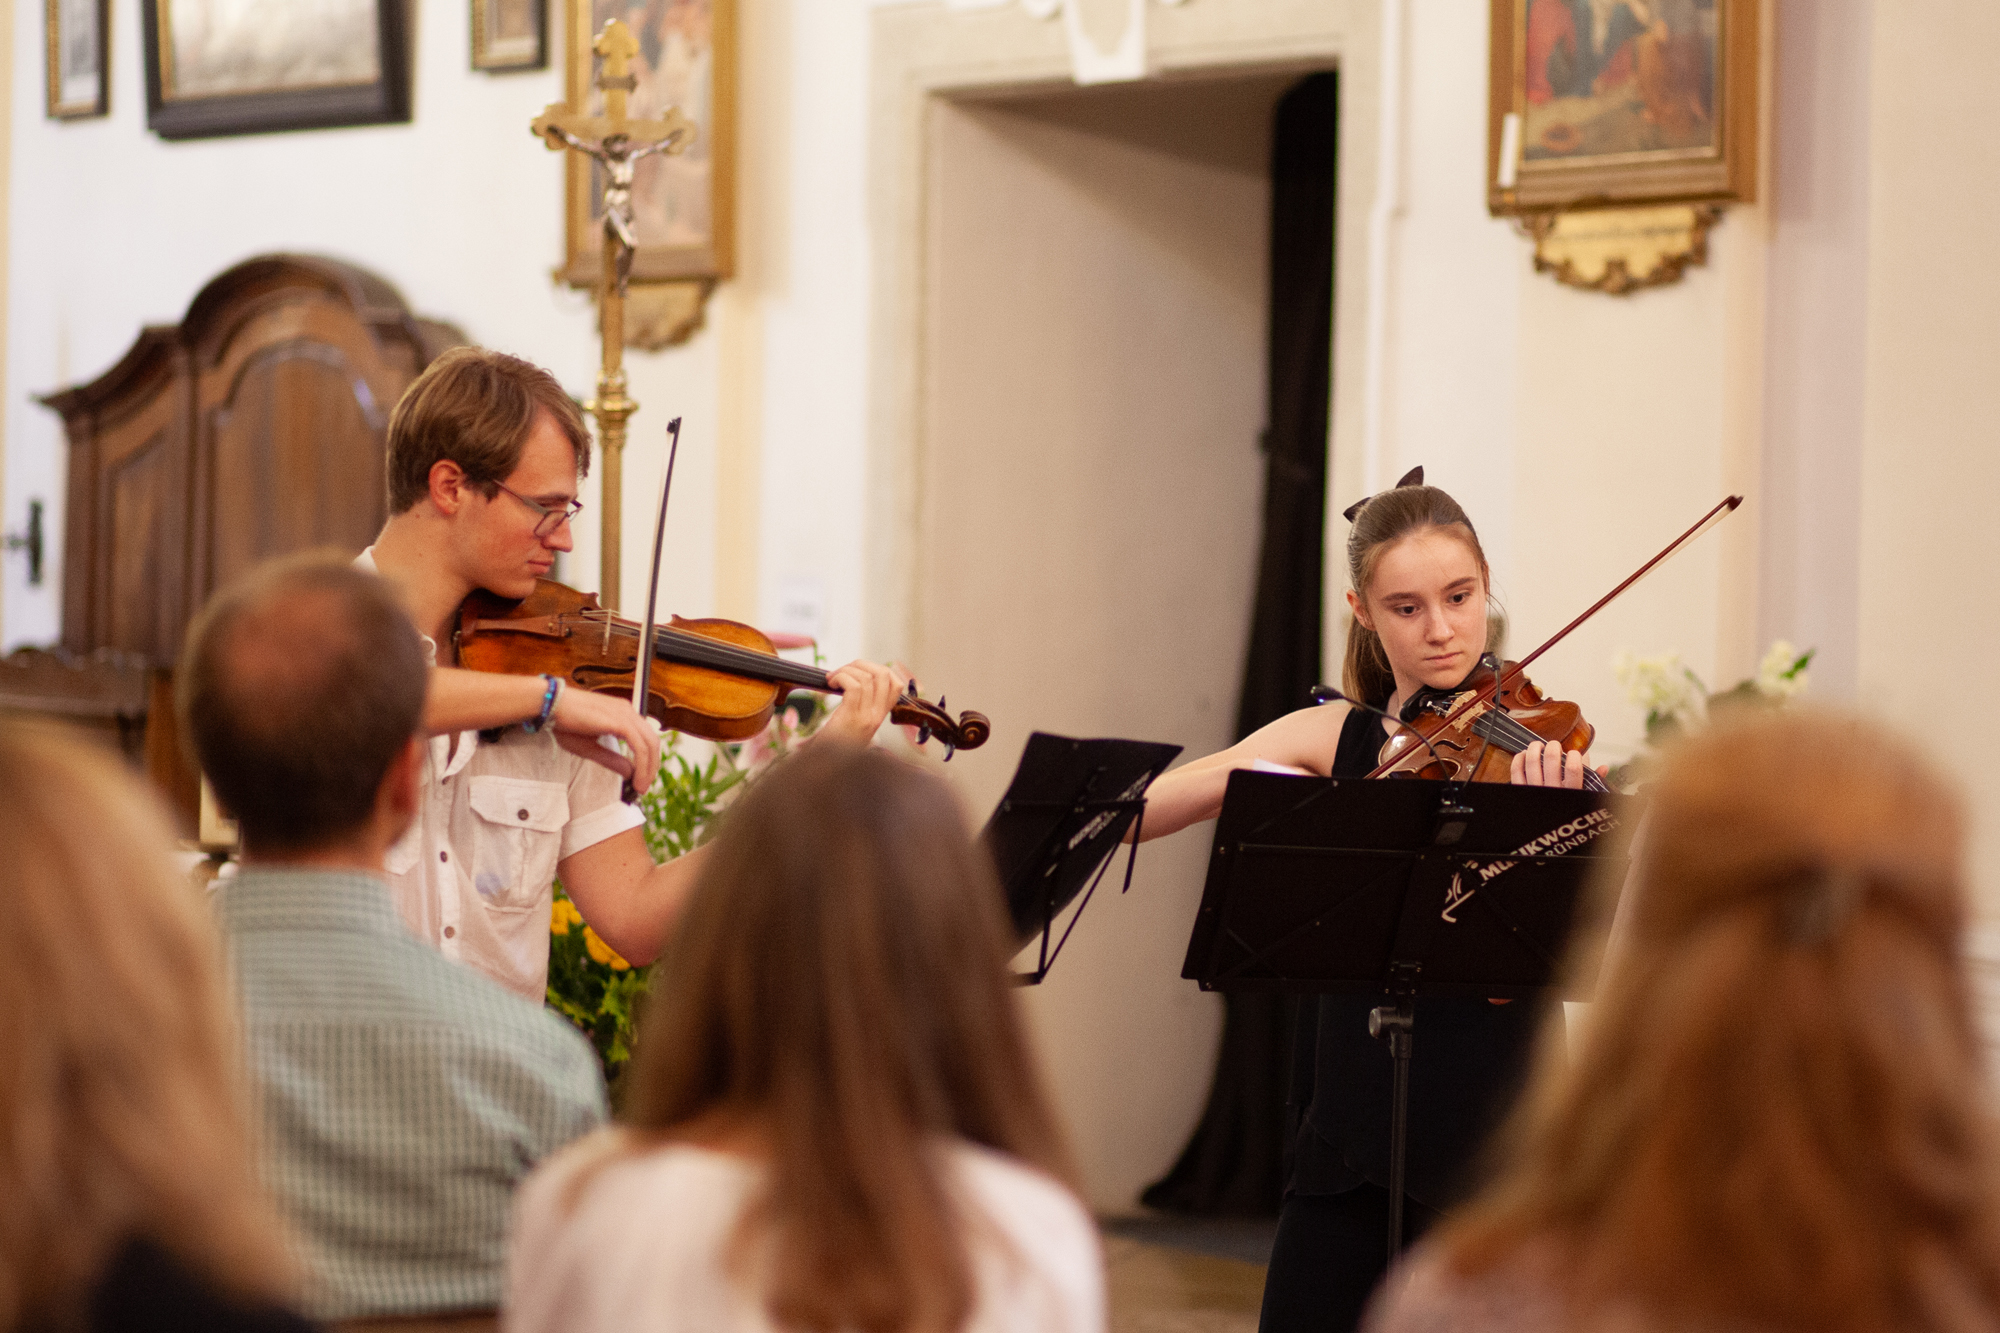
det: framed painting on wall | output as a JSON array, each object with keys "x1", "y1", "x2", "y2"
[
  {"x1": 560, "y1": 0, "x2": 735, "y2": 288},
  {"x1": 142, "y1": 0, "x2": 413, "y2": 140},
  {"x1": 46, "y1": 0, "x2": 110, "y2": 119},
  {"x1": 474, "y1": 0, "x2": 547, "y2": 72},
  {"x1": 1487, "y1": 0, "x2": 1757, "y2": 214}
]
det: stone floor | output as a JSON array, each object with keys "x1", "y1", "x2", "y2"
[{"x1": 1101, "y1": 1217, "x2": 1275, "y2": 1333}]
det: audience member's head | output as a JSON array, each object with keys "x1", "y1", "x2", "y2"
[
  {"x1": 178, "y1": 553, "x2": 427, "y2": 860},
  {"x1": 0, "y1": 719, "x2": 298, "y2": 1326},
  {"x1": 617, "y1": 742, "x2": 1077, "y2": 1333},
  {"x1": 1442, "y1": 708, "x2": 2000, "y2": 1333}
]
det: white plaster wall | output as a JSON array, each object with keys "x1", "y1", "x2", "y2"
[
  {"x1": 1377, "y1": 0, "x2": 1520, "y2": 592},
  {"x1": 1857, "y1": 0, "x2": 2000, "y2": 921},
  {"x1": 1756, "y1": 0, "x2": 1869, "y2": 702}
]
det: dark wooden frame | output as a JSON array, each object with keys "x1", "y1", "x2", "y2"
[
  {"x1": 560, "y1": 0, "x2": 736, "y2": 287},
  {"x1": 45, "y1": 0, "x2": 110, "y2": 120},
  {"x1": 1487, "y1": 0, "x2": 1758, "y2": 215},
  {"x1": 142, "y1": 0, "x2": 412, "y2": 141},
  {"x1": 473, "y1": 0, "x2": 547, "y2": 72}
]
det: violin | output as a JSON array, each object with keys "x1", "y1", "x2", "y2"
[
  {"x1": 454, "y1": 579, "x2": 992, "y2": 756},
  {"x1": 1373, "y1": 657, "x2": 1608, "y2": 792},
  {"x1": 1366, "y1": 493, "x2": 1743, "y2": 792}
]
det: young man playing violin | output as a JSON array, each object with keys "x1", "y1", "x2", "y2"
[
  {"x1": 358, "y1": 347, "x2": 907, "y2": 1001},
  {"x1": 1138, "y1": 471, "x2": 1596, "y2": 1333}
]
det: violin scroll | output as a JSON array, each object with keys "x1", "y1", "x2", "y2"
[{"x1": 887, "y1": 689, "x2": 991, "y2": 757}]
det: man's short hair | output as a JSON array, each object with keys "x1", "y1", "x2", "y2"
[
  {"x1": 177, "y1": 555, "x2": 428, "y2": 854},
  {"x1": 385, "y1": 347, "x2": 592, "y2": 514}
]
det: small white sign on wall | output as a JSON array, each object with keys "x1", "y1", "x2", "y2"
[{"x1": 772, "y1": 575, "x2": 827, "y2": 643}]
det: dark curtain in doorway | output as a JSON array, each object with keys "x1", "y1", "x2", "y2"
[{"x1": 1142, "y1": 71, "x2": 1337, "y2": 1217}]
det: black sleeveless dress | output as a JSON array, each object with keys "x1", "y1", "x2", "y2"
[{"x1": 1256, "y1": 707, "x2": 1547, "y2": 1333}]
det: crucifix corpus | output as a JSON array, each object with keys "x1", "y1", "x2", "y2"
[{"x1": 531, "y1": 19, "x2": 696, "y2": 611}]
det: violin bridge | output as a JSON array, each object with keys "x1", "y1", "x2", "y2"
[{"x1": 578, "y1": 606, "x2": 618, "y2": 655}]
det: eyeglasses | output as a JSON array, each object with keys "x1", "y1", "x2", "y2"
[{"x1": 493, "y1": 482, "x2": 585, "y2": 538}]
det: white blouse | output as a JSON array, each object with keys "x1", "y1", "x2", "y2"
[{"x1": 503, "y1": 1133, "x2": 1105, "y2": 1333}]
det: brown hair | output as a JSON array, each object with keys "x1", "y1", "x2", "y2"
[
  {"x1": 1442, "y1": 709, "x2": 2000, "y2": 1332},
  {"x1": 385, "y1": 346, "x2": 591, "y2": 513},
  {"x1": 178, "y1": 553, "x2": 427, "y2": 855},
  {"x1": 0, "y1": 720, "x2": 299, "y2": 1325},
  {"x1": 1340, "y1": 480, "x2": 1495, "y2": 706},
  {"x1": 618, "y1": 743, "x2": 1079, "y2": 1333}
]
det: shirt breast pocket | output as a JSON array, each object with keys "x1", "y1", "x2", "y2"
[{"x1": 467, "y1": 776, "x2": 570, "y2": 912}]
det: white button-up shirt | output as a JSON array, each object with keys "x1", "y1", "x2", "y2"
[{"x1": 356, "y1": 549, "x2": 644, "y2": 1001}]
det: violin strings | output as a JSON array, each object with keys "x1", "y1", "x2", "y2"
[
  {"x1": 1473, "y1": 709, "x2": 1610, "y2": 792},
  {"x1": 589, "y1": 618, "x2": 833, "y2": 689}
]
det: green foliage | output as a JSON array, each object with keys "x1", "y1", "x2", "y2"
[{"x1": 637, "y1": 740, "x2": 748, "y2": 862}]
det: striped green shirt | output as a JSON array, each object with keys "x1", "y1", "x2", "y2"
[{"x1": 217, "y1": 867, "x2": 607, "y2": 1320}]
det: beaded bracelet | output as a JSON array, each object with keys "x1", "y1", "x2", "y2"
[{"x1": 522, "y1": 674, "x2": 561, "y2": 733}]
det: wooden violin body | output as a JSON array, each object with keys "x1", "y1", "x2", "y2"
[
  {"x1": 1373, "y1": 660, "x2": 1602, "y2": 790},
  {"x1": 454, "y1": 580, "x2": 991, "y2": 755}
]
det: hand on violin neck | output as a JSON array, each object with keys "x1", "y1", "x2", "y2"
[
  {"x1": 550, "y1": 685, "x2": 662, "y2": 793},
  {"x1": 814, "y1": 660, "x2": 913, "y2": 748},
  {"x1": 1509, "y1": 739, "x2": 1605, "y2": 790}
]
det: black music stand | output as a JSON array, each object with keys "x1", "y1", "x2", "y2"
[
  {"x1": 1181, "y1": 770, "x2": 1638, "y2": 1257},
  {"x1": 982, "y1": 732, "x2": 1183, "y2": 984}
]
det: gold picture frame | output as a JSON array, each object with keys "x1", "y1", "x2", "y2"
[
  {"x1": 46, "y1": 0, "x2": 109, "y2": 120},
  {"x1": 1487, "y1": 0, "x2": 1757, "y2": 215},
  {"x1": 559, "y1": 0, "x2": 736, "y2": 288},
  {"x1": 473, "y1": 0, "x2": 547, "y2": 73}
]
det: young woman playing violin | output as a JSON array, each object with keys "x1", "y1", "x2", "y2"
[
  {"x1": 357, "y1": 347, "x2": 908, "y2": 1004},
  {"x1": 1140, "y1": 472, "x2": 1596, "y2": 1333}
]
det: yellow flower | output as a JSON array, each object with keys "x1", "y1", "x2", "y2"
[
  {"x1": 583, "y1": 925, "x2": 631, "y2": 971},
  {"x1": 550, "y1": 897, "x2": 584, "y2": 937}
]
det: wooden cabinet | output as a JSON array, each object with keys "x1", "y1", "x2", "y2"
[{"x1": 13, "y1": 254, "x2": 465, "y2": 826}]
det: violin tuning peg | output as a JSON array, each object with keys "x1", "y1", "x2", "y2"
[
  {"x1": 942, "y1": 743, "x2": 956, "y2": 762},
  {"x1": 917, "y1": 726, "x2": 932, "y2": 746}
]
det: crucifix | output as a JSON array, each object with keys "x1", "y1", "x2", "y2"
[{"x1": 531, "y1": 19, "x2": 696, "y2": 611}]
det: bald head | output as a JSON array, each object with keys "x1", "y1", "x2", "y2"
[{"x1": 178, "y1": 556, "x2": 427, "y2": 855}]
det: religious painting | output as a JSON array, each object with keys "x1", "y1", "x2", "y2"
[
  {"x1": 1487, "y1": 0, "x2": 1757, "y2": 215},
  {"x1": 560, "y1": 0, "x2": 736, "y2": 287},
  {"x1": 142, "y1": 0, "x2": 413, "y2": 140},
  {"x1": 473, "y1": 0, "x2": 547, "y2": 73},
  {"x1": 46, "y1": 0, "x2": 109, "y2": 119}
]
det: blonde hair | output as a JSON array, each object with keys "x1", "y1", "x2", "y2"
[
  {"x1": 1340, "y1": 481, "x2": 1495, "y2": 707},
  {"x1": 0, "y1": 721, "x2": 298, "y2": 1325},
  {"x1": 1442, "y1": 709, "x2": 2000, "y2": 1332},
  {"x1": 618, "y1": 743, "x2": 1078, "y2": 1333}
]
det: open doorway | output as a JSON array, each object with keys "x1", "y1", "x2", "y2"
[{"x1": 911, "y1": 70, "x2": 1322, "y2": 1210}]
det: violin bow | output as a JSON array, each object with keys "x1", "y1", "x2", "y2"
[
  {"x1": 623, "y1": 416, "x2": 682, "y2": 800},
  {"x1": 1366, "y1": 493, "x2": 1742, "y2": 778}
]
